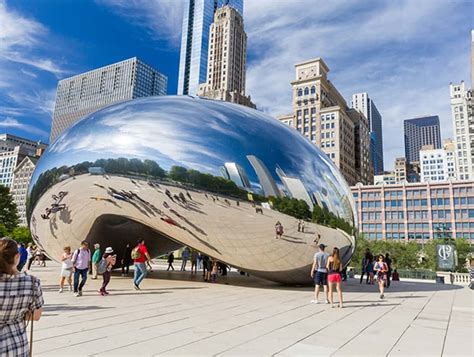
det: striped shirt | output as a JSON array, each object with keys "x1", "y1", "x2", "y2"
[{"x1": 0, "y1": 273, "x2": 44, "y2": 356}]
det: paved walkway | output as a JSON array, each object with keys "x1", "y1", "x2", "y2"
[{"x1": 29, "y1": 262, "x2": 473, "y2": 356}]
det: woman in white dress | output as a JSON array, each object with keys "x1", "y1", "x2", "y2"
[{"x1": 59, "y1": 246, "x2": 73, "y2": 292}]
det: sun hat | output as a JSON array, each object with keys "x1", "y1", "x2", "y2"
[{"x1": 105, "y1": 247, "x2": 113, "y2": 254}]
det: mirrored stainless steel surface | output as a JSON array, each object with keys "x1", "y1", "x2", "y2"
[{"x1": 27, "y1": 96, "x2": 356, "y2": 284}]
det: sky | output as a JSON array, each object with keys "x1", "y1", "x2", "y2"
[{"x1": 0, "y1": 0, "x2": 472, "y2": 170}]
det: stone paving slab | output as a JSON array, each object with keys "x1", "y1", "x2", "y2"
[{"x1": 26, "y1": 262, "x2": 473, "y2": 356}]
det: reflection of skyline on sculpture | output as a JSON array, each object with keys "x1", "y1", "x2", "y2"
[
  {"x1": 28, "y1": 96, "x2": 356, "y2": 284},
  {"x1": 30, "y1": 96, "x2": 352, "y2": 221}
]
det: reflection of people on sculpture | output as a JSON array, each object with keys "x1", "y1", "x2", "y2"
[
  {"x1": 179, "y1": 192, "x2": 187, "y2": 203},
  {"x1": 275, "y1": 221, "x2": 284, "y2": 239},
  {"x1": 186, "y1": 191, "x2": 192, "y2": 200},
  {"x1": 255, "y1": 206, "x2": 263, "y2": 214}
]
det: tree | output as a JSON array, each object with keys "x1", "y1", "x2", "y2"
[
  {"x1": 0, "y1": 185, "x2": 19, "y2": 231},
  {"x1": 10, "y1": 227, "x2": 33, "y2": 245}
]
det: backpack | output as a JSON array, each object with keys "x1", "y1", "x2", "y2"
[
  {"x1": 97, "y1": 258, "x2": 108, "y2": 275},
  {"x1": 131, "y1": 247, "x2": 141, "y2": 260}
]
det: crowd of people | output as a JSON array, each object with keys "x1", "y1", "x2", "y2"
[{"x1": 2, "y1": 231, "x2": 401, "y2": 356}]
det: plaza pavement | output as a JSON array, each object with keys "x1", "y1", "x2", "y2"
[{"x1": 30, "y1": 261, "x2": 473, "y2": 356}]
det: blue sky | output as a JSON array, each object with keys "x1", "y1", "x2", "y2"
[{"x1": 0, "y1": 0, "x2": 472, "y2": 170}]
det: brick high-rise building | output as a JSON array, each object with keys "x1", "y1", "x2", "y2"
[
  {"x1": 197, "y1": 5, "x2": 255, "y2": 108},
  {"x1": 50, "y1": 57, "x2": 167, "y2": 142},
  {"x1": 278, "y1": 58, "x2": 372, "y2": 186}
]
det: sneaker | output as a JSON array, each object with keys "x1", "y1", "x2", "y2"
[
  {"x1": 325, "y1": 299, "x2": 330, "y2": 304},
  {"x1": 100, "y1": 291, "x2": 106, "y2": 296},
  {"x1": 58, "y1": 288, "x2": 63, "y2": 293},
  {"x1": 104, "y1": 291, "x2": 109, "y2": 295},
  {"x1": 380, "y1": 294, "x2": 384, "y2": 299},
  {"x1": 74, "y1": 292, "x2": 80, "y2": 297},
  {"x1": 310, "y1": 299, "x2": 318, "y2": 304},
  {"x1": 133, "y1": 283, "x2": 140, "y2": 290},
  {"x1": 78, "y1": 291, "x2": 83, "y2": 296}
]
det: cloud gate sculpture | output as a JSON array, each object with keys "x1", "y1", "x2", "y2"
[{"x1": 27, "y1": 96, "x2": 356, "y2": 284}]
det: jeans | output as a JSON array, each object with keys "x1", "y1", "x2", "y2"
[
  {"x1": 181, "y1": 258, "x2": 188, "y2": 271},
  {"x1": 101, "y1": 271, "x2": 111, "y2": 292},
  {"x1": 134, "y1": 263, "x2": 147, "y2": 286},
  {"x1": 73, "y1": 268, "x2": 88, "y2": 292}
]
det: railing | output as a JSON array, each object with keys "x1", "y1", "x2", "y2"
[{"x1": 349, "y1": 267, "x2": 437, "y2": 280}]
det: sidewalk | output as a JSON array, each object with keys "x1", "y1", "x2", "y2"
[{"x1": 29, "y1": 262, "x2": 473, "y2": 356}]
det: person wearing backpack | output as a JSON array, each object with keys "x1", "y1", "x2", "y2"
[
  {"x1": 99, "y1": 247, "x2": 116, "y2": 296},
  {"x1": 132, "y1": 239, "x2": 151, "y2": 290},
  {"x1": 72, "y1": 241, "x2": 91, "y2": 297}
]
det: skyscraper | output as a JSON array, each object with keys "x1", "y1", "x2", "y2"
[
  {"x1": 404, "y1": 116, "x2": 442, "y2": 164},
  {"x1": 50, "y1": 57, "x2": 167, "y2": 142},
  {"x1": 450, "y1": 81, "x2": 473, "y2": 180},
  {"x1": 197, "y1": 5, "x2": 255, "y2": 108},
  {"x1": 177, "y1": 0, "x2": 243, "y2": 96},
  {"x1": 351, "y1": 92, "x2": 384, "y2": 174}
]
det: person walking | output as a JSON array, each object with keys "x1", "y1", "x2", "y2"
[
  {"x1": 326, "y1": 247, "x2": 343, "y2": 308},
  {"x1": 132, "y1": 239, "x2": 151, "y2": 290},
  {"x1": 167, "y1": 252, "x2": 175, "y2": 271},
  {"x1": 16, "y1": 243, "x2": 28, "y2": 272},
  {"x1": 190, "y1": 249, "x2": 198, "y2": 274},
  {"x1": 310, "y1": 244, "x2": 329, "y2": 304},
  {"x1": 26, "y1": 243, "x2": 34, "y2": 271},
  {"x1": 59, "y1": 246, "x2": 73, "y2": 293},
  {"x1": 211, "y1": 260, "x2": 218, "y2": 283},
  {"x1": 202, "y1": 254, "x2": 209, "y2": 279},
  {"x1": 91, "y1": 243, "x2": 101, "y2": 280},
  {"x1": 374, "y1": 255, "x2": 388, "y2": 299},
  {"x1": 121, "y1": 244, "x2": 132, "y2": 276},
  {"x1": 0, "y1": 238, "x2": 44, "y2": 356},
  {"x1": 99, "y1": 247, "x2": 116, "y2": 296},
  {"x1": 385, "y1": 253, "x2": 392, "y2": 288},
  {"x1": 181, "y1": 247, "x2": 190, "y2": 271},
  {"x1": 72, "y1": 241, "x2": 91, "y2": 297},
  {"x1": 359, "y1": 248, "x2": 370, "y2": 284},
  {"x1": 367, "y1": 253, "x2": 375, "y2": 284}
]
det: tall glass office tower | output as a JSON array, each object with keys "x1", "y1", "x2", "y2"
[{"x1": 177, "y1": 0, "x2": 243, "y2": 95}]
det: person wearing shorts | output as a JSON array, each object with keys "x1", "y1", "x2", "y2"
[
  {"x1": 326, "y1": 247, "x2": 343, "y2": 308},
  {"x1": 310, "y1": 243, "x2": 329, "y2": 304},
  {"x1": 374, "y1": 255, "x2": 388, "y2": 299},
  {"x1": 59, "y1": 246, "x2": 73, "y2": 292}
]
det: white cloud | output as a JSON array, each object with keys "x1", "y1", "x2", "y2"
[
  {"x1": 243, "y1": 0, "x2": 471, "y2": 170},
  {"x1": 97, "y1": 0, "x2": 185, "y2": 45},
  {"x1": 0, "y1": 1, "x2": 67, "y2": 76},
  {"x1": 0, "y1": 117, "x2": 48, "y2": 137}
]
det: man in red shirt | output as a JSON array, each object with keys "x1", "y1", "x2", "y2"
[{"x1": 132, "y1": 239, "x2": 151, "y2": 290}]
